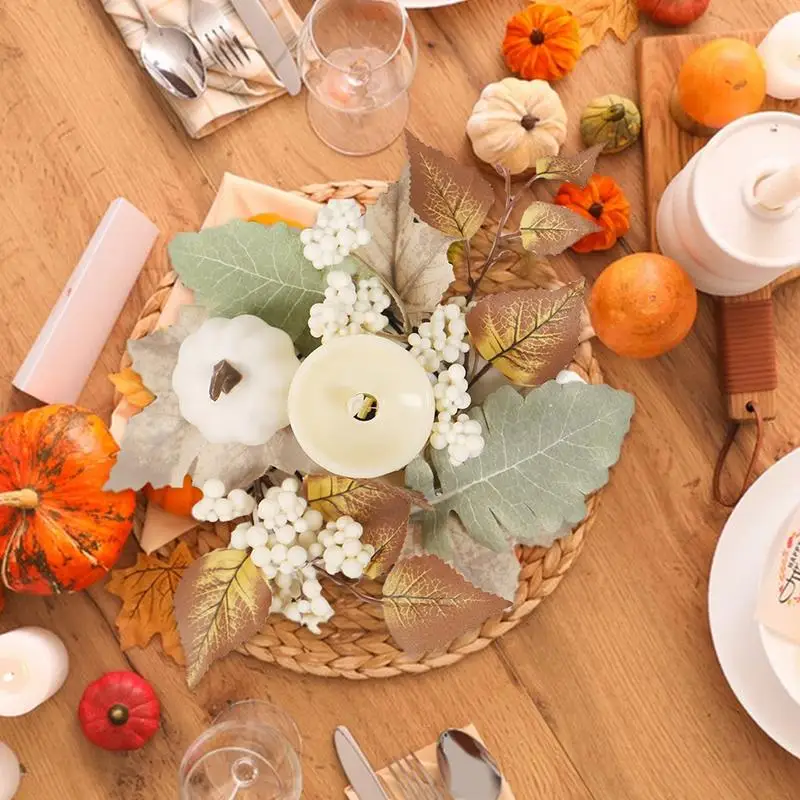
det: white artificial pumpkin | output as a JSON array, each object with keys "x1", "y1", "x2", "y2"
[
  {"x1": 172, "y1": 315, "x2": 300, "y2": 446},
  {"x1": 466, "y1": 78, "x2": 568, "y2": 175}
]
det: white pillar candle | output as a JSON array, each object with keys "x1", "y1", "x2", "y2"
[
  {"x1": 758, "y1": 13, "x2": 800, "y2": 100},
  {"x1": 0, "y1": 742, "x2": 20, "y2": 800},
  {"x1": 0, "y1": 628, "x2": 69, "y2": 717},
  {"x1": 288, "y1": 335, "x2": 435, "y2": 479}
]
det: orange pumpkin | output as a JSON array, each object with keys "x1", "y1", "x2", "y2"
[
  {"x1": 248, "y1": 213, "x2": 304, "y2": 229},
  {"x1": 502, "y1": 4, "x2": 581, "y2": 81},
  {"x1": 675, "y1": 38, "x2": 766, "y2": 131},
  {"x1": 554, "y1": 175, "x2": 631, "y2": 253},
  {"x1": 144, "y1": 475, "x2": 202, "y2": 518},
  {"x1": 0, "y1": 405, "x2": 135, "y2": 595},
  {"x1": 589, "y1": 253, "x2": 698, "y2": 359}
]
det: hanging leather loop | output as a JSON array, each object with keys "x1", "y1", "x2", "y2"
[{"x1": 713, "y1": 401, "x2": 764, "y2": 507}]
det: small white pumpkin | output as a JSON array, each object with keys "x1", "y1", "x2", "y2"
[
  {"x1": 466, "y1": 78, "x2": 568, "y2": 175},
  {"x1": 172, "y1": 315, "x2": 300, "y2": 446}
]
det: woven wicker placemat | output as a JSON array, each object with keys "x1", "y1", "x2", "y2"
[{"x1": 123, "y1": 180, "x2": 604, "y2": 680}]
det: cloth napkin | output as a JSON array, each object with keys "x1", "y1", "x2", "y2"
[
  {"x1": 102, "y1": 0, "x2": 302, "y2": 138},
  {"x1": 344, "y1": 724, "x2": 515, "y2": 799}
]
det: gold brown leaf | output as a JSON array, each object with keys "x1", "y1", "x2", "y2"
[
  {"x1": 466, "y1": 281, "x2": 585, "y2": 386},
  {"x1": 519, "y1": 201, "x2": 600, "y2": 256},
  {"x1": 382, "y1": 554, "x2": 510, "y2": 655},
  {"x1": 560, "y1": 0, "x2": 639, "y2": 50},
  {"x1": 305, "y1": 475, "x2": 427, "y2": 578},
  {"x1": 174, "y1": 548, "x2": 271, "y2": 688},
  {"x1": 535, "y1": 144, "x2": 604, "y2": 186},
  {"x1": 108, "y1": 367, "x2": 155, "y2": 409},
  {"x1": 106, "y1": 543, "x2": 194, "y2": 665},
  {"x1": 406, "y1": 131, "x2": 495, "y2": 240}
]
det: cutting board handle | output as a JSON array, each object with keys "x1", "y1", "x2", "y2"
[{"x1": 717, "y1": 288, "x2": 778, "y2": 422}]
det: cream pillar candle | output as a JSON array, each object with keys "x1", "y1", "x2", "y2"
[
  {"x1": 0, "y1": 742, "x2": 20, "y2": 800},
  {"x1": 0, "y1": 628, "x2": 69, "y2": 717},
  {"x1": 288, "y1": 336, "x2": 435, "y2": 479},
  {"x1": 758, "y1": 13, "x2": 800, "y2": 100}
]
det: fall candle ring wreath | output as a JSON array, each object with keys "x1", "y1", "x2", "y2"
[{"x1": 105, "y1": 134, "x2": 634, "y2": 684}]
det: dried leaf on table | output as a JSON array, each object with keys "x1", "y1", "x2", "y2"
[
  {"x1": 406, "y1": 131, "x2": 494, "y2": 240},
  {"x1": 382, "y1": 554, "x2": 510, "y2": 655},
  {"x1": 356, "y1": 165, "x2": 457, "y2": 330},
  {"x1": 535, "y1": 144, "x2": 604, "y2": 186},
  {"x1": 559, "y1": 0, "x2": 639, "y2": 50},
  {"x1": 174, "y1": 548, "x2": 271, "y2": 688},
  {"x1": 108, "y1": 368, "x2": 154, "y2": 409},
  {"x1": 305, "y1": 475, "x2": 427, "y2": 578},
  {"x1": 519, "y1": 201, "x2": 601, "y2": 256},
  {"x1": 168, "y1": 220, "x2": 328, "y2": 356},
  {"x1": 405, "y1": 383, "x2": 634, "y2": 553},
  {"x1": 466, "y1": 281, "x2": 584, "y2": 386},
  {"x1": 106, "y1": 544, "x2": 194, "y2": 665}
]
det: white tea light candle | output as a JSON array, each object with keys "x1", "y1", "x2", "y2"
[
  {"x1": 288, "y1": 335, "x2": 435, "y2": 479},
  {"x1": 758, "y1": 13, "x2": 800, "y2": 101},
  {"x1": 0, "y1": 628, "x2": 69, "y2": 717},
  {"x1": 0, "y1": 742, "x2": 20, "y2": 800}
]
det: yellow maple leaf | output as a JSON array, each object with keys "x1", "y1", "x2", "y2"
[
  {"x1": 108, "y1": 367, "x2": 155, "y2": 408},
  {"x1": 106, "y1": 544, "x2": 194, "y2": 665},
  {"x1": 559, "y1": 0, "x2": 639, "y2": 50}
]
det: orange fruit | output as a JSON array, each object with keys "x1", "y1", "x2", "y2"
[
  {"x1": 589, "y1": 253, "x2": 697, "y2": 359},
  {"x1": 248, "y1": 212, "x2": 304, "y2": 229}
]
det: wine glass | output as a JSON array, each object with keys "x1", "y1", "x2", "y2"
[
  {"x1": 179, "y1": 701, "x2": 302, "y2": 799},
  {"x1": 298, "y1": 0, "x2": 418, "y2": 156}
]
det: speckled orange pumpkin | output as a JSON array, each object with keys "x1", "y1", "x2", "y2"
[
  {"x1": 0, "y1": 405, "x2": 135, "y2": 594},
  {"x1": 502, "y1": 4, "x2": 581, "y2": 81}
]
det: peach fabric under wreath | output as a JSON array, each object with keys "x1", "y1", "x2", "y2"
[{"x1": 111, "y1": 172, "x2": 321, "y2": 552}]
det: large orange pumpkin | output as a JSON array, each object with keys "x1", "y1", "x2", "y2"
[
  {"x1": 0, "y1": 405, "x2": 135, "y2": 594},
  {"x1": 502, "y1": 4, "x2": 581, "y2": 81},
  {"x1": 674, "y1": 38, "x2": 766, "y2": 131},
  {"x1": 144, "y1": 475, "x2": 202, "y2": 518}
]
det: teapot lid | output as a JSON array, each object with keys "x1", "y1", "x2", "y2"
[{"x1": 693, "y1": 112, "x2": 800, "y2": 270}]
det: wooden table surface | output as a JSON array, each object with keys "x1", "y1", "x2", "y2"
[{"x1": 3, "y1": 0, "x2": 800, "y2": 797}]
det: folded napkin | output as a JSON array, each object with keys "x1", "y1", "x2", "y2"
[
  {"x1": 344, "y1": 724, "x2": 515, "y2": 799},
  {"x1": 102, "y1": 0, "x2": 302, "y2": 138}
]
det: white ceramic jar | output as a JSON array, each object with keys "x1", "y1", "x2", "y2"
[{"x1": 656, "y1": 111, "x2": 800, "y2": 296}]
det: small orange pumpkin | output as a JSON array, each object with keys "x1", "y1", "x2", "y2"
[
  {"x1": 248, "y1": 213, "x2": 304, "y2": 229},
  {"x1": 144, "y1": 476, "x2": 202, "y2": 518},
  {"x1": 0, "y1": 405, "x2": 135, "y2": 595},
  {"x1": 554, "y1": 175, "x2": 631, "y2": 253},
  {"x1": 674, "y1": 38, "x2": 766, "y2": 131},
  {"x1": 502, "y1": 4, "x2": 581, "y2": 81}
]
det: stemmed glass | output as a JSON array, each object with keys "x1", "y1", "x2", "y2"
[
  {"x1": 297, "y1": 0, "x2": 418, "y2": 156},
  {"x1": 179, "y1": 701, "x2": 302, "y2": 799}
]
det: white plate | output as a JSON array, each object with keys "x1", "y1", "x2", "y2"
[
  {"x1": 402, "y1": 0, "x2": 464, "y2": 9},
  {"x1": 708, "y1": 447, "x2": 800, "y2": 757}
]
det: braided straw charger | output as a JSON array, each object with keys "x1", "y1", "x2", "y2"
[{"x1": 123, "y1": 180, "x2": 604, "y2": 680}]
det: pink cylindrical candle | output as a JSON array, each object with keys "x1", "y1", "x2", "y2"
[{"x1": 13, "y1": 198, "x2": 159, "y2": 404}]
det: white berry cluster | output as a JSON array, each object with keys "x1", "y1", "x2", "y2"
[
  {"x1": 228, "y1": 478, "x2": 374, "y2": 634},
  {"x1": 192, "y1": 479, "x2": 256, "y2": 523},
  {"x1": 308, "y1": 271, "x2": 391, "y2": 344},
  {"x1": 300, "y1": 199, "x2": 371, "y2": 270},
  {"x1": 430, "y1": 412, "x2": 485, "y2": 466},
  {"x1": 408, "y1": 299, "x2": 470, "y2": 374},
  {"x1": 433, "y1": 363, "x2": 471, "y2": 416}
]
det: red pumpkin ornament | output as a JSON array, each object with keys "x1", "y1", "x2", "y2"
[
  {"x1": 78, "y1": 671, "x2": 160, "y2": 751},
  {"x1": 637, "y1": 0, "x2": 710, "y2": 27},
  {"x1": 0, "y1": 405, "x2": 135, "y2": 594}
]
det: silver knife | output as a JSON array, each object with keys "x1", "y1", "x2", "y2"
[
  {"x1": 229, "y1": 0, "x2": 302, "y2": 95},
  {"x1": 334, "y1": 726, "x2": 390, "y2": 800}
]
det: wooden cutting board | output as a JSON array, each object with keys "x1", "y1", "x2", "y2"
[{"x1": 637, "y1": 29, "x2": 800, "y2": 422}]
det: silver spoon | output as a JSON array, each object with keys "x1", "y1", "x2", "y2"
[
  {"x1": 130, "y1": 0, "x2": 207, "y2": 100},
  {"x1": 437, "y1": 729, "x2": 504, "y2": 800}
]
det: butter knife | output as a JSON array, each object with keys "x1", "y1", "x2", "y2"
[
  {"x1": 229, "y1": 0, "x2": 302, "y2": 95},
  {"x1": 334, "y1": 726, "x2": 390, "y2": 800}
]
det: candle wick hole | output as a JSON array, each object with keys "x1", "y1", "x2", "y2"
[{"x1": 348, "y1": 393, "x2": 378, "y2": 422}]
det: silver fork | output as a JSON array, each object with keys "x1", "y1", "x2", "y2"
[
  {"x1": 189, "y1": 0, "x2": 250, "y2": 73},
  {"x1": 387, "y1": 752, "x2": 445, "y2": 799}
]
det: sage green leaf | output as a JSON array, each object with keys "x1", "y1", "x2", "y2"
[
  {"x1": 168, "y1": 220, "x2": 327, "y2": 355},
  {"x1": 356, "y1": 166, "x2": 457, "y2": 330},
  {"x1": 405, "y1": 382, "x2": 634, "y2": 553},
  {"x1": 534, "y1": 144, "x2": 604, "y2": 185},
  {"x1": 519, "y1": 202, "x2": 601, "y2": 256}
]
